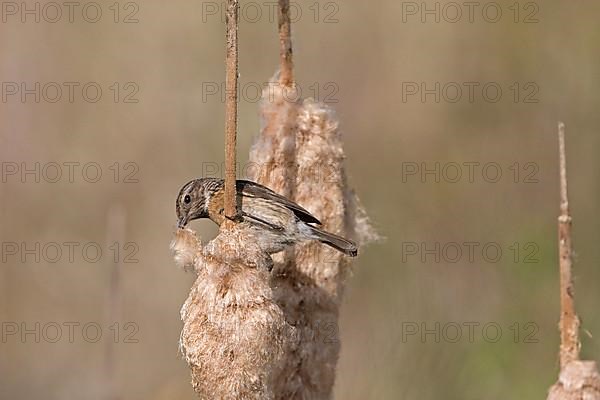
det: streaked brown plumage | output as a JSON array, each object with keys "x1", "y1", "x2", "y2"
[{"x1": 176, "y1": 178, "x2": 358, "y2": 257}]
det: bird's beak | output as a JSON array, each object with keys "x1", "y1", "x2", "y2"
[{"x1": 177, "y1": 216, "x2": 189, "y2": 229}]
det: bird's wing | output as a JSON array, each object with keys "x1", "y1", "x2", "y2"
[{"x1": 237, "y1": 180, "x2": 322, "y2": 225}]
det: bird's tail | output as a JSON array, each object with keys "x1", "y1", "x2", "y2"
[{"x1": 308, "y1": 226, "x2": 358, "y2": 257}]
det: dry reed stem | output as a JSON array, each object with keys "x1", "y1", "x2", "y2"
[
  {"x1": 104, "y1": 205, "x2": 125, "y2": 400},
  {"x1": 547, "y1": 122, "x2": 600, "y2": 399},
  {"x1": 557, "y1": 121, "x2": 580, "y2": 367},
  {"x1": 278, "y1": 0, "x2": 294, "y2": 87},
  {"x1": 224, "y1": 0, "x2": 239, "y2": 220}
]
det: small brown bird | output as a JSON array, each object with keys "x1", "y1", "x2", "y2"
[{"x1": 176, "y1": 178, "x2": 358, "y2": 257}]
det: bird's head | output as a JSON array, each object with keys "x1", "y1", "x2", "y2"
[{"x1": 176, "y1": 179, "x2": 211, "y2": 228}]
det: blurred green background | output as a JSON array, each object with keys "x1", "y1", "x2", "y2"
[{"x1": 1, "y1": 1, "x2": 599, "y2": 399}]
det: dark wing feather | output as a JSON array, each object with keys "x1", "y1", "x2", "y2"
[
  {"x1": 241, "y1": 211, "x2": 285, "y2": 231},
  {"x1": 237, "y1": 180, "x2": 322, "y2": 225}
]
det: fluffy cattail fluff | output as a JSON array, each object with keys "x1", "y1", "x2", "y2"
[
  {"x1": 171, "y1": 227, "x2": 293, "y2": 399},
  {"x1": 547, "y1": 361, "x2": 600, "y2": 400},
  {"x1": 249, "y1": 74, "x2": 379, "y2": 399}
]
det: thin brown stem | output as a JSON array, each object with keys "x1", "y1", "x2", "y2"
[
  {"x1": 278, "y1": 0, "x2": 294, "y2": 87},
  {"x1": 105, "y1": 204, "x2": 125, "y2": 400},
  {"x1": 224, "y1": 0, "x2": 239, "y2": 220},
  {"x1": 557, "y1": 121, "x2": 580, "y2": 367}
]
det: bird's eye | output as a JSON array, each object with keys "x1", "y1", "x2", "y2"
[{"x1": 184, "y1": 195, "x2": 191, "y2": 204}]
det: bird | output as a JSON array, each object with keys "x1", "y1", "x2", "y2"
[{"x1": 176, "y1": 178, "x2": 358, "y2": 257}]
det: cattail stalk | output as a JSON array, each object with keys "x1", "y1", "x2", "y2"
[
  {"x1": 250, "y1": 86, "x2": 378, "y2": 398},
  {"x1": 104, "y1": 205, "x2": 126, "y2": 400},
  {"x1": 278, "y1": 0, "x2": 293, "y2": 86},
  {"x1": 557, "y1": 121, "x2": 580, "y2": 367},
  {"x1": 224, "y1": 0, "x2": 239, "y2": 221},
  {"x1": 547, "y1": 122, "x2": 600, "y2": 399}
]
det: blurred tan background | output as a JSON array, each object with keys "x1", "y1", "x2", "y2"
[{"x1": 1, "y1": 1, "x2": 600, "y2": 399}]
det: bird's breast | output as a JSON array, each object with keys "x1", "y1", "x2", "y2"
[{"x1": 207, "y1": 188, "x2": 226, "y2": 226}]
